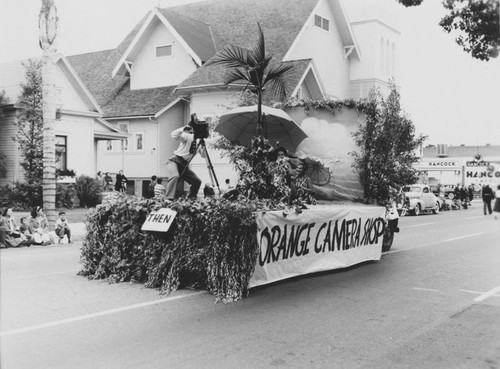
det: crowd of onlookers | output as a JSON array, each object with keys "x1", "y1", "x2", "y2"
[
  {"x1": 435, "y1": 183, "x2": 500, "y2": 218},
  {"x1": 0, "y1": 206, "x2": 72, "y2": 248},
  {"x1": 96, "y1": 170, "x2": 128, "y2": 193}
]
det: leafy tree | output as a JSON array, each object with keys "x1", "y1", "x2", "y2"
[
  {"x1": 351, "y1": 83, "x2": 426, "y2": 205},
  {"x1": 397, "y1": 0, "x2": 499, "y2": 61},
  {"x1": 14, "y1": 59, "x2": 44, "y2": 185},
  {"x1": 204, "y1": 23, "x2": 295, "y2": 134}
]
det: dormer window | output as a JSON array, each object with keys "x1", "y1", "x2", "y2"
[
  {"x1": 156, "y1": 44, "x2": 173, "y2": 58},
  {"x1": 314, "y1": 14, "x2": 329, "y2": 31}
]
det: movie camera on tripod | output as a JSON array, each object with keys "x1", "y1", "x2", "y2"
[
  {"x1": 188, "y1": 113, "x2": 210, "y2": 140},
  {"x1": 184, "y1": 113, "x2": 221, "y2": 194}
]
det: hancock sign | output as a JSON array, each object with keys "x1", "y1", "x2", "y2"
[
  {"x1": 420, "y1": 160, "x2": 459, "y2": 168},
  {"x1": 464, "y1": 162, "x2": 500, "y2": 186}
]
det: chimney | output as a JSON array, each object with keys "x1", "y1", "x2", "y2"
[{"x1": 436, "y1": 144, "x2": 448, "y2": 157}]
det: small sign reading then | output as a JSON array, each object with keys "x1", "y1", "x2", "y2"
[{"x1": 141, "y1": 208, "x2": 177, "y2": 232}]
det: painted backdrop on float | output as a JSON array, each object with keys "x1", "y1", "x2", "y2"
[{"x1": 285, "y1": 107, "x2": 364, "y2": 201}]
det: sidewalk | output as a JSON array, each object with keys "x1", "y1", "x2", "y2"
[{"x1": 70, "y1": 222, "x2": 86, "y2": 242}]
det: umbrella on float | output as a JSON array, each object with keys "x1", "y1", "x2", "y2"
[
  {"x1": 302, "y1": 157, "x2": 331, "y2": 186},
  {"x1": 215, "y1": 105, "x2": 308, "y2": 153}
]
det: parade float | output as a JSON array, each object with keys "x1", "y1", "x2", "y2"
[{"x1": 79, "y1": 25, "x2": 419, "y2": 303}]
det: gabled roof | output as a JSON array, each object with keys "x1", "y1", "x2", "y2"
[
  {"x1": 288, "y1": 59, "x2": 325, "y2": 98},
  {"x1": 0, "y1": 55, "x2": 102, "y2": 113},
  {"x1": 171, "y1": 0, "x2": 358, "y2": 91},
  {"x1": 159, "y1": 8, "x2": 216, "y2": 62},
  {"x1": 112, "y1": 8, "x2": 216, "y2": 77},
  {"x1": 67, "y1": 12, "x2": 149, "y2": 109},
  {"x1": 167, "y1": 0, "x2": 318, "y2": 60},
  {"x1": 67, "y1": 0, "x2": 358, "y2": 118},
  {"x1": 284, "y1": 0, "x2": 361, "y2": 61}
]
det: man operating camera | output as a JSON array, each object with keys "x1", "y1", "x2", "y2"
[{"x1": 165, "y1": 120, "x2": 204, "y2": 200}]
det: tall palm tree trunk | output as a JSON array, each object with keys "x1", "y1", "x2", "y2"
[
  {"x1": 256, "y1": 91, "x2": 263, "y2": 136},
  {"x1": 39, "y1": 0, "x2": 58, "y2": 228}
]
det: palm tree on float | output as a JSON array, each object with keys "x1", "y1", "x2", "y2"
[{"x1": 204, "y1": 23, "x2": 295, "y2": 136}]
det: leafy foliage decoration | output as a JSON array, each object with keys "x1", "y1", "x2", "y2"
[{"x1": 80, "y1": 195, "x2": 269, "y2": 303}]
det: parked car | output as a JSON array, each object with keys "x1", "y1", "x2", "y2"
[{"x1": 397, "y1": 184, "x2": 442, "y2": 216}]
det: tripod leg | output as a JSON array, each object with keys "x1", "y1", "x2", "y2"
[{"x1": 200, "y1": 140, "x2": 221, "y2": 195}]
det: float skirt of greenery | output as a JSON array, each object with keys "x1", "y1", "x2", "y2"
[{"x1": 79, "y1": 195, "x2": 262, "y2": 303}]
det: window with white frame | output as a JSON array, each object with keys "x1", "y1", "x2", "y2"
[
  {"x1": 134, "y1": 132, "x2": 144, "y2": 151},
  {"x1": 118, "y1": 121, "x2": 129, "y2": 151},
  {"x1": 106, "y1": 140, "x2": 113, "y2": 151},
  {"x1": 314, "y1": 14, "x2": 329, "y2": 31},
  {"x1": 55, "y1": 135, "x2": 67, "y2": 170},
  {"x1": 156, "y1": 44, "x2": 173, "y2": 58}
]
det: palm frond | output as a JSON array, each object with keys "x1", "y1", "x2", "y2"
[
  {"x1": 250, "y1": 23, "x2": 266, "y2": 67},
  {"x1": 205, "y1": 45, "x2": 251, "y2": 68},
  {"x1": 263, "y1": 63, "x2": 296, "y2": 100},
  {"x1": 223, "y1": 68, "x2": 252, "y2": 86}
]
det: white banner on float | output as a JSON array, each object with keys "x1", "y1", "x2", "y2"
[{"x1": 249, "y1": 205, "x2": 386, "y2": 288}]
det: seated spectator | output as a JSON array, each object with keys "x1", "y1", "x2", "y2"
[
  {"x1": 18, "y1": 216, "x2": 34, "y2": 245},
  {"x1": 30, "y1": 220, "x2": 52, "y2": 246},
  {"x1": 1, "y1": 207, "x2": 29, "y2": 247},
  {"x1": 154, "y1": 177, "x2": 167, "y2": 198},
  {"x1": 29, "y1": 206, "x2": 54, "y2": 245},
  {"x1": 0, "y1": 215, "x2": 7, "y2": 248},
  {"x1": 55, "y1": 211, "x2": 72, "y2": 244},
  {"x1": 290, "y1": 159, "x2": 317, "y2": 206}
]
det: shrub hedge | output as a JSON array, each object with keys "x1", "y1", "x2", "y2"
[{"x1": 79, "y1": 194, "x2": 270, "y2": 303}]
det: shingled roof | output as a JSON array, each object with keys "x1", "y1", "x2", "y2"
[
  {"x1": 101, "y1": 82, "x2": 178, "y2": 118},
  {"x1": 68, "y1": 11, "x2": 182, "y2": 119},
  {"x1": 159, "y1": 9, "x2": 216, "y2": 63},
  {"x1": 169, "y1": 0, "x2": 318, "y2": 90},
  {"x1": 67, "y1": 0, "x2": 320, "y2": 118}
]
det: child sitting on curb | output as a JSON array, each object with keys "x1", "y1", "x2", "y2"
[{"x1": 55, "y1": 211, "x2": 72, "y2": 244}]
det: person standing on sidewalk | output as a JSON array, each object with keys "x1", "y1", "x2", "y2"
[
  {"x1": 493, "y1": 184, "x2": 500, "y2": 220},
  {"x1": 115, "y1": 170, "x2": 128, "y2": 193},
  {"x1": 482, "y1": 184, "x2": 493, "y2": 215}
]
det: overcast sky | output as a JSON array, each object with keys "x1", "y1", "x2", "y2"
[{"x1": 1, "y1": 0, "x2": 499, "y2": 146}]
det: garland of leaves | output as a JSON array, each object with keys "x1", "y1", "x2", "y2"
[{"x1": 80, "y1": 195, "x2": 285, "y2": 303}]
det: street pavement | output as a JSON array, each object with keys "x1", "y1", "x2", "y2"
[{"x1": 1, "y1": 199, "x2": 499, "y2": 369}]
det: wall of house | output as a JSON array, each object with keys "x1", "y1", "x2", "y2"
[
  {"x1": 284, "y1": 0, "x2": 350, "y2": 99},
  {"x1": 0, "y1": 109, "x2": 21, "y2": 186},
  {"x1": 55, "y1": 114, "x2": 94, "y2": 177},
  {"x1": 56, "y1": 65, "x2": 91, "y2": 111},
  {"x1": 158, "y1": 102, "x2": 187, "y2": 180},
  {"x1": 190, "y1": 91, "x2": 241, "y2": 118},
  {"x1": 346, "y1": 0, "x2": 400, "y2": 99},
  {"x1": 97, "y1": 118, "x2": 159, "y2": 184},
  {"x1": 131, "y1": 20, "x2": 198, "y2": 90}
]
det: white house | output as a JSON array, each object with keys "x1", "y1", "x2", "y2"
[
  {"x1": 1, "y1": 0, "x2": 400, "y2": 196},
  {"x1": 0, "y1": 55, "x2": 127, "y2": 187}
]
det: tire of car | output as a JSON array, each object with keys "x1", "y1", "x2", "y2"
[
  {"x1": 382, "y1": 226, "x2": 394, "y2": 252},
  {"x1": 411, "y1": 204, "x2": 421, "y2": 216},
  {"x1": 433, "y1": 202, "x2": 440, "y2": 214}
]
